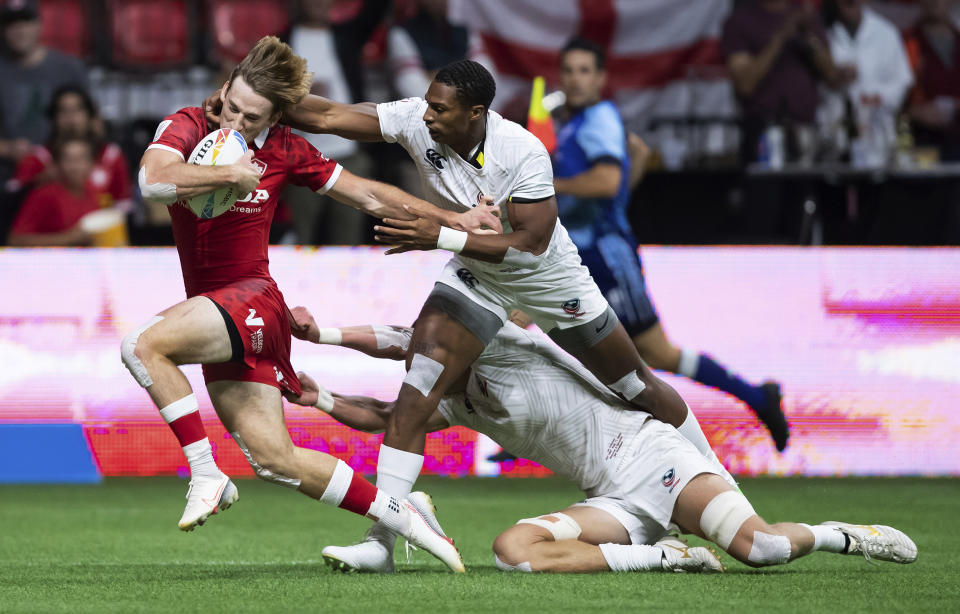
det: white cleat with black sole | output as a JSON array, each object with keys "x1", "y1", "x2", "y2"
[
  {"x1": 657, "y1": 536, "x2": 725, "y2": 573},
  {"x1": 822, "y1": 522, "x2": 918, "y2": 564},
  {"x1": 178, "y1": 473, "x2": 238, "y2": 531}
]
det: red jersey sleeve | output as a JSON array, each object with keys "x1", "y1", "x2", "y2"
[
  {"x1": 10, "y1": 187, "x2": 57, "y2": 234},
  {"x1": 146, "y1": 107, "x2": 207, "y2": 161},
  {"x1": 284, "y1": 131, "x2": 342, "y2": 194},
  {"x1": 102, "y1": 143, "x2": 132, "y2": 201}
]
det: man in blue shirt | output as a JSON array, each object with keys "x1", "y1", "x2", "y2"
[{"x1": 550, "y1": 38, "x2": 788, "y2": 451}]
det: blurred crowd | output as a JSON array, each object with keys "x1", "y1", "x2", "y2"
[{"x1": 1, "y1": 0, "x2": 958, "y2": 246}]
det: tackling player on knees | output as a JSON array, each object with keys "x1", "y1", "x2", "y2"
[{"x1": 289, "y1": 313, "x2": 917, "y2": 574}]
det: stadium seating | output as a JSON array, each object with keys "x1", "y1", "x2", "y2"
[
  {"x1": 108, "y1": 0, "x2": 192, "y2": 69},
  {"x1": 38, "y1": 0, "x2": 91, "y2": 60},
  {"x1": 206, "y1": 0, "x2": 291, "y2": 66}
]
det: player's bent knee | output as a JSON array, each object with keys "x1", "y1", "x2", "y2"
[
  {"x1": 120, "y1": 315, "x2": 164, "y2": 388},
  {"x1": 607, "y1": 370, "x2": 647, "y2": 401},
  {"x1": 402, "y1": 353, "x2": 445, "y2": 398},
  {"x1": 230, "y1": 432, "x2": 301, "y2": 489},
  {"x1": 492, "y1": 533, "x2": 534, "y2": 571}
]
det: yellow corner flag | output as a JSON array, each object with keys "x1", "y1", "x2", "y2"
[{"x1": 526, "y1": 76, "x2": 556, "y2": 154}]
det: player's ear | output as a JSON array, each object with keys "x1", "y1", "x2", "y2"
[
  {"x1": 268, "y1": 108, "x2": 282, "y2": 127},
  {"x1": 470, "y1": 104, "x2": 485, "y2": 121},
  {"x1": 219, "y1": 82, "x2": 230, "y2": 103}
]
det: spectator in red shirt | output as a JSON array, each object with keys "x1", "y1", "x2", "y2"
[
  {"x1": 11, "y1": 85, "x2": 131, "y2": 209},
  {"x1": 904, "y1": 0, "x2": 960, "y2": 161},
  {"x1": 722, "y1": 0, "x2": 839, "y2": 163},
  {"x1": 7, "y1": 135, "x2": 102, "y2": 245}
]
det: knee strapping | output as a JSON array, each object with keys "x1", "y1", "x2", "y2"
[
  {"x1": 608, "y1": 371, "x2": 647, "y2": 400},
  {"x1": 120, "y1": 315, "x2": 164, "y2": 388},
  {"x1": 517, "y1": 512, "x2": 582, "y2": 541},
  {"x1": 748, "y1": 531, "x2": 792, "y2": 565},
  {"x1": 699, "y1": 490, "x2": 756, "y2": 550},
  {"x1": 403, "y1": 353, "x2": 444, "y2": 397},
  {"x1": 230, "y1": 432, "x2": 301, "y2": 489},
  {"x1": 494, "y1": 555, "x2": 532, "y2": 572}
]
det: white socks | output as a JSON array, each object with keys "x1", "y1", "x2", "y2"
[
  {"x1": 370, "y1": 445, "x2": 425, "y2": 547},
  {"x1": 800, "y1": 524, "x2": 848, "y2": 553},
  {"x1": 376, "y1": 444, "x2": 424, "y2": 498},
  {"x1": 367, "y1": 490, "x2": 409, "y2": 536},
  {"x1": 676, "y1": 404, "x2": 713, "y2": 458},
  {"x1": 182, "y1": 439, "x2": 220, "y2": 479},
  {"x1": 599, "y1": 543, "x2": 664, "y2": 572}
]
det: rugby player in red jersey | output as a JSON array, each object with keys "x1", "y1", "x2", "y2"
[{"x1": 121, "y1": 37, "x2": 493, "y2": 570}]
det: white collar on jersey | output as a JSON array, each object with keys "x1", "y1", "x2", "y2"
[{"x1": 253, "y1": 126, "x2": 269, "y2": 149}]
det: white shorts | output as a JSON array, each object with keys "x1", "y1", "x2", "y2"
[
  {"x1": 437, "y1": 251, "x2": 608, "y2": 333},
  {"x1": 574, "y1": 418, "x2": 736, "y2": 544}
]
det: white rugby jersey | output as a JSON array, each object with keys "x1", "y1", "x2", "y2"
[
  {"x1": 377, "y1": 97, "x2": 579, "y2": 274},
  {"x1": 437, "y1": 322, "x2": 653, "y2": 497}
]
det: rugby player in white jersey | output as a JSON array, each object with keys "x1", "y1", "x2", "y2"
[
  {"x1": 287, "y1": 310, "x2": 917, "y2": 574},
  {"x1": 206, "y1": 59, "x2": 720, "y2": 562}
]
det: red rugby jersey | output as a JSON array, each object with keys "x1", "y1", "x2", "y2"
[{"x1": 147, "y1": 107, "x2": 341, "y2": 296}]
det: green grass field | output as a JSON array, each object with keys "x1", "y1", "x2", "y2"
[{"x1": 0, "y1": 476, "x2": 957, "y2": 613}]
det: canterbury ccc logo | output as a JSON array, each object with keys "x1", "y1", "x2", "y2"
[{"x1": 424, "y1": 148, "x2": 446, "y2": 171}]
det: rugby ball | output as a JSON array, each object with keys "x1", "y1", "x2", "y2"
[{"x1": 185, "y1": 128, "x2": 249, "y2": 219}]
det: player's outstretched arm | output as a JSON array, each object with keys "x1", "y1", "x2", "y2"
[
  {"x1": 376, "y1": 196, "x2": 557, "y2": 269},
  {"x1": 326, "y1": 169, "x2": 502, "y2": 234},
  {"x1": 283, "y1": 97, "x2": 385, "y2": 142},
  {"x1": 289, "y1": 306, "x2": 411, "y2": 360},
  {"x1": 138, "y1": 148, "x2": 261, "y2": 204},
  {"x1": 283, "y1": 371, "x2": 449, "y2": 434}
]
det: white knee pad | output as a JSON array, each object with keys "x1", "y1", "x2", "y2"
[
  {"x1": 608, "y1": 371, "x2": 647, "y2": 400},
  {"x1": 699, "y1": 490, "x2": 756, "y2": 550},
  {"x1": 230, "y1": 432, "x2": 301, "y2": 489},
  {"x1": 517, "y1": 512, "x2": 583, "y2": 541},
  {"x1": 494, "y1": 555, "x2": 532, "y2": 572},
  {"x1": 374, "y1": 325, "x2": 412, "y2": 352},
  {"x1": 748, "y1": 531, "x2": 792, "y2": 565},
  {"x1": 402, "y1": 353, "x2": 444, "y2": 397},
  {"x1": 120, "y1": 316, "x2": 163, "y2": 388}
]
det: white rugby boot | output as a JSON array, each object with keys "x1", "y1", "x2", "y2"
[
  {"x1": 398, "y1": 492, "x2": 464, "y2": 573},
  {"x1": 656, "y1": 536, "x2": 724, "y2": 573},
  {"x1": 821, "y1": 522, "x2": 918, "y2": 564},
  {"x1": 178, "y1": 473, "x2": 238, "y2": 531},
  {"x1": 322, "y1": 524, "x2": 397, "y2": 574}
]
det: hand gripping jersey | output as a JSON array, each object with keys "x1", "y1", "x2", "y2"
[{"x1": 147, "y1": 107, "x2": 342, "y2": 297}]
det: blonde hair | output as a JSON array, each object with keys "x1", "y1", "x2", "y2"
[{"x1": 230, "y1": 36, "x2": 312, "y2": 112}]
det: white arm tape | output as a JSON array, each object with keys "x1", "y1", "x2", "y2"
[
  {"x1": 502, "y1": 246, "x2": 543, "y2": 269},
  {"x1": 437, "y1": 226, "x2": 468, "y2": 253},
  {"x1": 373, "y1": 325, "x2": 412, "y2": 351},
  {"x1": 313, "y1": 384, "x2": 335, "y2": 413},
  {"x1": 138, "y1": 167, "x2": 178, "y2": 205},
  {"x1": 316, "y1": 328, "x2": 342, "y2": 345}
]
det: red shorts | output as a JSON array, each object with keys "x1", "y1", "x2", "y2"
[{"x1": 199, "y1": 278, "x2": 301, "y2": 397}]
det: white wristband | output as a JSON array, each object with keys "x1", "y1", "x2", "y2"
[
  {"x1": 313, "y1": 385, "x2": 335, "y2": 413},
  {"x1": 437, "y1": 226, "x2": 468, "y2": 253},
  {"x1": 317, "y1": 327, "x2": 342, "y2": 344}
]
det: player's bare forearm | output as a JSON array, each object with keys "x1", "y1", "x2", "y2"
[
  {"x1": 329, "y1": 170, "x2": 450, "y2": 224},
  {"x1": 329, "y1": 394, "x2": 393, "y2": 433},
  {"x1": 282, "y1": 96, "x2": 384, "y2": 142},
  {"x1": 554, "y1": 163, "x2": 622, "y2": 199},
  {"x1": 376, "y1": 197, "x2": 555, "y2": 266},
  {"x1": 139, "y1": 149, "x2": 256, "y2": 202}
]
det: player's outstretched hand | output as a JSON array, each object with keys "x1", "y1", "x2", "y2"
[
  {"x1": 375, "y1": 207, "x2": 442, "y2": 255},
  {"x1": 288, "y1": 306, "x2": 320, "y2": 343},
  {"x1": 451, "y1": 198, "x2": 502, "y2": 235},
  {"x1": 203, "y1": 87, "x2": 224, "y2": 128},
  {"x1": 231, "y1": 150, "x2": 262, "y2": 196},
  {"x1": 282, "y1": 371, "x2": 334, "y2": 412}
]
